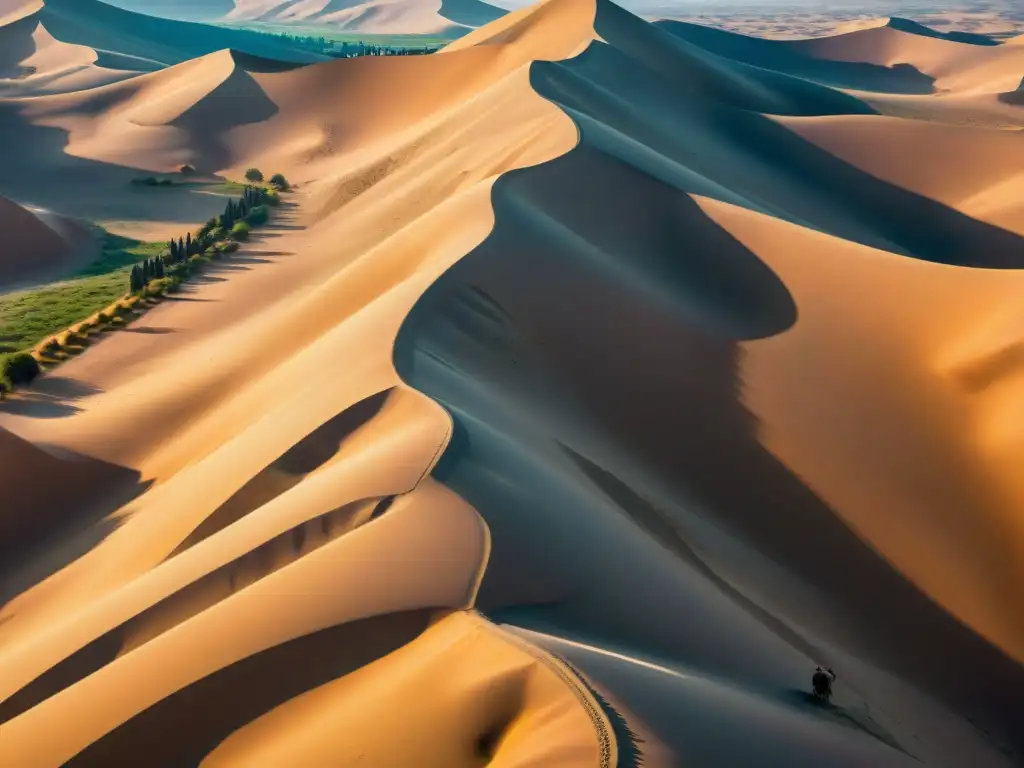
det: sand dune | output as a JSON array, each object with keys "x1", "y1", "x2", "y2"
[
  {"x1": 1, "y1": 0, "x2": 1023, "y2": 765},
  {"x1": 0, "y1": 194, "x2": 91, "y2": 288},
  {"x1": 227, "y1": 0, "x2": 506, "y2": 34},
  {"x1": 0, "y1": 8, "x2": 143, "y2": 96},
  {"x1": 771, "y1": 114, "x2": 1024, "y2": 233},
  {"x1": 785, "y1": 15, "x2": 1024, "y2": 94},
  {"x1": 14, "y1": 0, "x2": 327, "y2": 68}
]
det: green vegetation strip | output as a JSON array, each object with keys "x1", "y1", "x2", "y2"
[
  {"x1": 0, "y1": 171, "x2": 288, "y2": 396},
  {"x1": 0, "y1": 233, "x2": 163, "y2": 354}
]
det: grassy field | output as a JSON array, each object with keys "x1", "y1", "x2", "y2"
[{"x1": 0, "y1": 231, "x2": 163, "y2": 354}]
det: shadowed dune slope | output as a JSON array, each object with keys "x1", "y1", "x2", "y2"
[
  {"x1": 21, "y1": 0, "x2": 327, "y2": 66},
  {"x1": 1, "y1": 0, "x2": 1024, "y2": 766},
  {"x1": 0, "y1": 8, "x2": 146, "y2": 95},
  {"x1": 655, "y1": 19, "x2": 939, "y2": 94},
  {"x1": 0, "y1": 194, "x2": 87, "y2": 288},
  {"x1": 784, "y1": 16, "x2": 1024, "y2": 94},
  {"x1": 439, "y1": 0, "x2": 505, "y2": 28},
  {"x1": 770, "y1": 114, "x2": 1024, "y2": 235},
  {"x1": 393, "y1": 0, "x2": 1024, "y2": 765}
]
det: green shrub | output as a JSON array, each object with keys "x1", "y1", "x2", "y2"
[
  {"x1": 221, "y1": 241, "x2": 239, "y2": 254},
  {"x1": 244, "y1": 168, "x2": 264, "y2": 182},
  {"x1": 1, "y1": 352, "x2": 41, "y2": 385},
  {"x1": 0, "y1": 378, "x2": 10, "y2": 400},
  {"x1": 168, "y1": 262, "x2": 191, "y2": 280},
  {"x1": 245, "y1": 205, "x2": 269, "y2": 226},
  {"x1": 269, "y1": 173, "x2": 289, "y2": 190},
  {"x1": 147, "y1": 277, "x2": 180, "y2": 297},
  {"x1": 230, "y1": 222, "x2": 251, "y2": 241},
  {"x1": 264, "y1": 189, "x2": 281, "y2": 206},
  {"x1": 97, "y1": 312, "x2": 111, "y2": 324}
]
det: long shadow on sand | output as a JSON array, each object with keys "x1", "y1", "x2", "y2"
[
  {"x1": 655, "y1": 20, "x2": 937, "y2": 95},
  {"x1": 0, "y1": 495, "x2": 390, "y2": 729},
  {"x1": 0, "y1": 376, "x2": 102, "y2": 418},
  {"x1": 62, "y1": 610, "x2": 436, "y2": 767},
  {"x1": 532, "y1": 39, "x2": 1024, "y2": 268},
  {"x1": 394, "y1": 139, "x2": 1024, "y2": 762},
  {"x1": 0, "y1": 441, "x2": 152, "y2": 618}
]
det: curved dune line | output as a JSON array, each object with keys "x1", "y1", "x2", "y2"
[
  {"x1": 0, "y1": 387, "x2": 451, "y2": 698},
  {"x1": 0, "y1": 481, "x2": 487, "y2": 766},
  {"x1": 477, "y1": 615, "x2": 617, "y2": 768},
  {"x1": 383, "y1": 0, "x2": 1024, "y2": 764}
]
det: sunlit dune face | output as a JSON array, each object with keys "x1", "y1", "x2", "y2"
[{"x1": 204, "y1": 613, "x2": 605, "y2": 768}]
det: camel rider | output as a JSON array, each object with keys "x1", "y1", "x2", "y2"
[{"x1": 812, "y1": 666, "x2": 836, "y2": 700}]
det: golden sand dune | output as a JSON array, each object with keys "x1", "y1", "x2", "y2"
[
  {"x1": 1, "y1": 0, "x2": 1023, "y2": 765},
  {"x1": 0, "y1": 8, "x2": 143, "y2": 96},
  {"x1": 5, "y1": 0, "x2": 326, "y2": 69},
  {"x1": 785, "y1": 16, "x2": 1024, "y2": 94}
]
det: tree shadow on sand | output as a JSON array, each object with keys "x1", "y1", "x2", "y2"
[{"x1": 0, "y1": 376, "x2": 101, "y2": 418}]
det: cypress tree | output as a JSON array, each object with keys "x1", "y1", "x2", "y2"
[
  {"x1": 185, "y1": 232, "x2": 192, "y2": 255},
  {"x1": 129, "y1": 265, "x2": 142, "y2": 293}
]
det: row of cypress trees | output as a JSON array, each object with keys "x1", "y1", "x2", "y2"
[
  {"x1": 221, "y1": 185, "x2": 267, "y2": 230},
  {"x1": 128, "y1": 257, "x2": 165, "y2": 293},
  {"x1": 128, "y1": 185, "x2": 272, "y2": 295}
]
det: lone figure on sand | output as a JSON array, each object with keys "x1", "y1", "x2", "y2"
[{"x1": 812, "y1": 666, "x2": 836, "y2": 702}]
